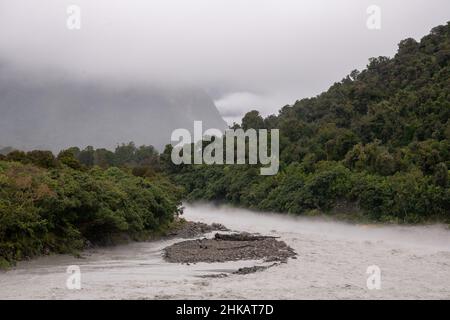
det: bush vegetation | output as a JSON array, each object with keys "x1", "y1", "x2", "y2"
[{"x1": 0, "y1": 152, "x2": 181, "y2": 268}]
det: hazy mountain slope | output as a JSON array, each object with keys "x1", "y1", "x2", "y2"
[
  {"x1": 0, "y1": 65, "x2": 226, "y2": 152},
  {"x1": 168, "y1": 22, "x2": 450, "y2": 222}
]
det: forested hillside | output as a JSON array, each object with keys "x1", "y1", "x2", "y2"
[{"x1": 167, "y1": 23, "x2": 450, "y2": 222}]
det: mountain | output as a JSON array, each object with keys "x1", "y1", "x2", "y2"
[
  {"x1": 0, "y1": 65, "x2": 226, "y2": 152},
  {"x1": 168, "y1": 22, "x2": 450, "y2": 222}
]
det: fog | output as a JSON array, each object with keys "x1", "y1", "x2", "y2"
[
  {"x1": 185, "y1": 203, "x2": 450, "y2": 251},
  {"x1": 1, "y1": 0, "x2": 449, "y2": 123}
]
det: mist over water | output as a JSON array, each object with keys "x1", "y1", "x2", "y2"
[
  {"x1": 185, "y1": 203, "x2": 450, "y2": 251},
  {"x1": 1, "y1": 203, "x2": 449, "y2": 299}
]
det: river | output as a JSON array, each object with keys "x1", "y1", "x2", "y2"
[{"x1": 1, "y1": 203, "x2": 449, "y2": 299}]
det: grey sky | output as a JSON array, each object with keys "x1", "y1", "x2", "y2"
[{"x1": 0, "y1": 0, "x2": 449, "y2": 123}]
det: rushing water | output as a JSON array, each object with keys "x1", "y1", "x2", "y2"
[{"x1": 1, "y1": 203, "x2": 450, "y2": 299}]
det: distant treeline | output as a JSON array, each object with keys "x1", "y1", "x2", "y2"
[
  {"x1": 0, "y1": 145, "x2": 182, "y2": 268},
  {"x1": 166, "y1": 23, "x2": 450, "y2": 223},
  {"x1": 1, "y1": 142, "x2": 170, "y2": 176}
]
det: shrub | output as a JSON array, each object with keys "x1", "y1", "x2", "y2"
[{"x1": 0, "y1": 161, "x2": 181, "y2": 266}]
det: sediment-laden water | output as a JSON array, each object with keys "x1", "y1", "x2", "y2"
[{"x1": 1, "y1": 203, "x2": 449, "y2": 299}]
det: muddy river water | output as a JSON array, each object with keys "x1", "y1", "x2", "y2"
[{"x1": 1, "y1": 203, "x2": 449, "y2": 299}]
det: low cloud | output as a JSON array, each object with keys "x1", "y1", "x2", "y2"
[
  {"x1": 0, "y1": 0, "x2": 449, "y2": 123},
  {"x1": 215, "y1": 91, "x2": 294, "y2": 124}
]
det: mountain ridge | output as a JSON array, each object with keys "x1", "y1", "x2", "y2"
[{"x1": 0, "y1": 65, "x2": 227, "y2": 152}]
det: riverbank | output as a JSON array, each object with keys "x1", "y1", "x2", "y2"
[{"x1": 0, "y1": 160, "x2": 182, "y2": 269}]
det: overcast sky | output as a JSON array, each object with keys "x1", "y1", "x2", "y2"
[{"x1": 0, "y1": 0, "x2": 449, "y2": 123}]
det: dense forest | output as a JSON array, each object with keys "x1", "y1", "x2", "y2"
[
  {"x1": 0, "y1": 148, "x2": 182, "y2": 268},
  {"x1": 166, "y1": 22, "x2": 450, "y2": 223}
]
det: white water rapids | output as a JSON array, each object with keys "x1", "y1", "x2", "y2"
[{"x1": 1, "y1": 203, "x2": 449, "y2": 299}]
